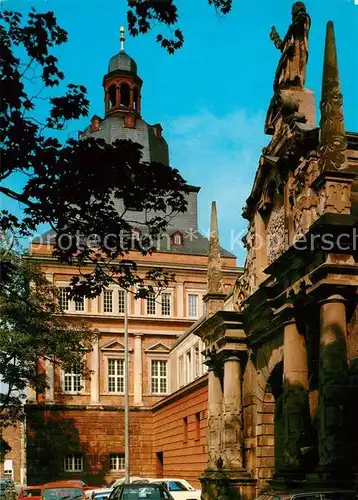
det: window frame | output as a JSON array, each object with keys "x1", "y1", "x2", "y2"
[
  {"x1": 161, "y1": 292, "x2": 171, "y2": 317},
  {"x1": 109, "y1": 453, "x2": 125, "y2": 472},
  {"x1": 63, "y1": 454, "x2": 83, "y2": 472},
  {"x1": 74, "y1": 295, "x2": 85, "y2": 312},
  {"x1": 58, "y1": 287, "x2": 70, "y2": 312},
  {"x1": 107, "y1": 358, "x2": 125, "y2": 394},
  {"x1": 178, "y1": 355, "x2": 184, "y2": 388},
  {"x1": 57, "y1": 285, "x2": 87, "y2": 314},
  {"x1": 188, "y1": 293, "x2": 198, "y2": 318},
  {"x1": 150, "y1": 359, "x2": 168, "y2": 395},
  {"x1": 118, "y1": 290, "x2": 125, "y2": 314},
  {"x1": 193, "y1": 343, "x2": 200, "y2": 379},
  {"x1": 146, "y1": 291, "x2": 156, "y2": 316},
  {"x1": 103, "y1": 289, "x2": 114, "y2": 314},
  {"x1": 185, "y1": 349, "x2": 192, "y2": 385},
  {"x1": 62, "y1": 369, "x2": 83, "y2": 395}
]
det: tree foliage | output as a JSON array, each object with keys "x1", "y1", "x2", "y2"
[
  {"x1": 0, "y1": 249, "x2": 95, "y2": 426},
  {"x1": 127, "y1": 0, "x2": 232, "y2": 53},
  {"x1": 0, "y1": 9, "x2": 187, "y2": 298}
]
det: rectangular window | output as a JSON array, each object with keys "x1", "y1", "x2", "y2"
[
  {"x1": 151, "y1": 360, "x2": 167, "y2": 394},
  {"x1": 183, "y1": 416, "x2": 188, "y2": 443},
  {"x1": 179, "y1": 355, "x2": 184, "y2": 388},
  {"x1": 195, "y1": 412, "x2": 200, "y2": 440},
  {"x1": 118, "y1": 290, "x2": 125, "y2": 314},
  {"x1": 146, "y1": 292, "x2": 156, "y2": 315},
  {"x1": 103, "y1": 289, "x2": 113, "y2": 313},
  {"x1": 194, "y1": 344, "x2": 200, "y2": 379},
  {"x1": 188, "y1": 294, "x2": 198, "y2": 318},
  {"x1": 108, "y1": 359, "x2": 124, "y2": 393},
  {"x1": 64, "y1": 454, "x2": 83, "y2": 472},
  {"x1": 161, "y1": 293, "x2": 171, "y2": 316},
  {"x1": 110, "y1": 453, "x2": 125, "y2": 471},
  {"x1": 185, "y1": 350, "x2": 192, "y2": 384},
  {"x1": 64, "y1": 370, "x2": 81, "y2": 393},
  {"x1": 58, "y1": 287, "x2": 70, "y2": 311},
  {"x1": 75, "y1": 296, "x2": 84, "y2": 312}
]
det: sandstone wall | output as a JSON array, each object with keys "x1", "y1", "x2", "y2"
[{"x1": 152, "y1": 376, "x2": 208, "y2": 488}]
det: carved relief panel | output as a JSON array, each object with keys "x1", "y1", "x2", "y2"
[
  {"x1": 233, "y1": 222, "x2": 257, "y2": 312},
  {"x1": 288, "y1": 157, "x2": 320, "y2": 242},
  {"x1": 267, "y1": 202, "x2": 285, "y2": 266}
]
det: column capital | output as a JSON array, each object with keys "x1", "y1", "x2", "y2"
[
  {"x1": 221, "y1": 351, "x2": 243, "y2": 364},
  {"x1": 318, "y1": 293, "x2": 348, "y2": 307},
  {"x1": 274, "y1": 301, "x2": 296, "y2": 326}
]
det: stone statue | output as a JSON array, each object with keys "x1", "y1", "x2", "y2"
[{"x1": 270, "y1": 2, "x2": 311, "y2": 91}]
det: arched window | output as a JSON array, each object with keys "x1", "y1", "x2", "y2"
[
  {"x1": 120, "y1": 83, "x2": 130, "y2": 108},
  {"x1": 133, "y1": 88, "x2": 139, "y2": 111},
  {"x1": 172, "y1": 232, "x2": 183, "y2": 246},
  {"x1": 108, "y1": 85, "x2": 117, "y2": 109}
]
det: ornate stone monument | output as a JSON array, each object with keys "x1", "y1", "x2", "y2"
[{"x1": 195, "y1": 3, "x2": 357, "y2": 498}]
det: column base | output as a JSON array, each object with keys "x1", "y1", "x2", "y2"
[{"x1": 200, "y1": 468, "x2": 256, "y2": 500}]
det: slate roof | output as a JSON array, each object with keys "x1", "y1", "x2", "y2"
[
  {"x1": 80, "y1": 114, "x2": 169, "y2": 166},
  {"x1": 108, "y1": 51, "x2": 137, "y2": 74},
  {"x1": 32, "y1": 228, "x2": 236, "y2": 259}
]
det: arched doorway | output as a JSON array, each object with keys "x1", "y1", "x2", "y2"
[{"x1": 256, "y1": 361, "x2": 284, "y2": 483}]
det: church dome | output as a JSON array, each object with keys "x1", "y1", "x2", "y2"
[{"x1": 108, "y1": 51, "x2": 137, "y2": 74}]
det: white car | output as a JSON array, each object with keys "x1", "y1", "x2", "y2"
[{"x1": 147, "y1": 478, "x2": 201, "y2": 500}]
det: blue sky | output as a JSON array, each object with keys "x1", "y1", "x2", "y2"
[{"x1": 2, "y1": 0, "x2": 358, "y2": 265}]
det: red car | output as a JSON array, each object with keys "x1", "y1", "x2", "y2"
[{"x1": 18, "y1": 486, "x2": 42, "y2": 500}]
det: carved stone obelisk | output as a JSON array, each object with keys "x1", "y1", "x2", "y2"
[
  {"x1": 203, "y1": 201, "x2": 226, "y2": 314},
  {"x1": 314, "y1": 21, "x2": 353, "y2": 215}
]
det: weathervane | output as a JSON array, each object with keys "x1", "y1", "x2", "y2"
[{"x1": 120, "y1": 26, "x2": 125, "y2": 52}]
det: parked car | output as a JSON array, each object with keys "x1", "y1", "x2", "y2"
[
  {"x1": 0, "y1": 479, "x2": 15, "y2": 500},
  {"x1": 146, "y1": 479, "x2": 201, "y2": 500},
  {"x1": 88, "y1": 479, "x2": 144, "y2": 499},
  {"x1": 18, "y1": 486, "x2": 42, "y2": 500},
  {"x1": 110, "y1": 483, "x2": 173, "y2": 500},
  {"x1": 91, "y1": 491, "x2": 112, "y2": 500},
  {"x1": 256, "y1": 490, "x2": 358, "y2": 500},
  {"x1": 42, "y1": 481, "x2": 86, "y2": 500}
]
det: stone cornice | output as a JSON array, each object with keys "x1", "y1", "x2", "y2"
[{"x1": 191, "y1": 310, "x2": 244, "y2": 344}]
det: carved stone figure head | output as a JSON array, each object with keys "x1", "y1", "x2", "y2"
[{"x1": 292, "y1": 1, "x2": 306, "y2": 20}]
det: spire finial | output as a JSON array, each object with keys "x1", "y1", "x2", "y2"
[
  {"x1": 207, "y1": 201, "x2": 223, "y2": 294},
  {"x1": 318, "y1": 21, "x2": 347, "y2": 172},
  {"x1": 120, "y1": 26, "x2": 125, "y2": 52}
]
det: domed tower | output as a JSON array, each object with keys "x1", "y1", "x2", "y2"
[
  {"x1": 104, "y1": 26, "x2": 142, "y2": 124},
  {"x1": 80, "y1": 27, "x2": 169, "y2": 165}
]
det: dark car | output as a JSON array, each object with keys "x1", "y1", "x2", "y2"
[
  {"x1": 0, "y1": 479, "x2": 15, "y2": 499},
  {"x1": 109, "y1": 483, "x2": 174, "y2": 500},
  {"x1": 257, "y1": 490, "x2": 358, "y2": 500}
]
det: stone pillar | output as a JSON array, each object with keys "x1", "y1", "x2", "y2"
[
  {"x1": 222, "y1": 355, "x2": 244, "y2": 469},
  {"x1": 207, "y1": 362, "x2": 223, "y2": 469},
  {"x1": 282, "y1": 316, "x2": 309, "y2": 471},
  {"x1": 129, "y1": 88, "x2": 134, "y2": 109},
  {"x1": 134, "y1": 290, "x2": 141, "y2": 316},
  {"x1": 90, "y1": 337, "x2": 100, "y2": 404},
  {"x1": 45, "y1": 358, "x2": 55, "y2": 403},
  {"x1": 177, "y1": 282, "x2": 184, "y2": 318},
  {"x1": 116, "y1": 85, "x2": 120, "y2": 107},
  {"x1": 133, "y1": 335, "x2": 143, "y2": 406},
  {"x1": 318, "y1": 294, "x2": 349, "y2": 474}
]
